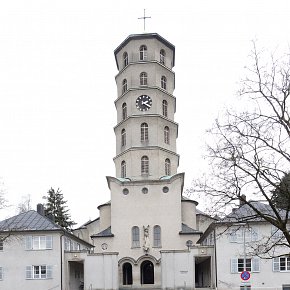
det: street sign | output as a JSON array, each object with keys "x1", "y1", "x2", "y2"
[{"x1": 240, "y1": 271, "x2": 251, "y2": 281}]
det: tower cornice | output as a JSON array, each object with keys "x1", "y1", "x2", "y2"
[
  {"x1": 113, "y1": 146, "x2": 180, "y2": 162},
  {"x1": 113, "y1": 114, "x2": 179, "y2": 132}
]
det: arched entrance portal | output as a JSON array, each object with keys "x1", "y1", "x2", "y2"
[
  {"x1": 122, "y1": 262, "x2": 133, "y2": 285},
  {"x1": 141, "y1": 260, "x2": 154, "y2": 284}
]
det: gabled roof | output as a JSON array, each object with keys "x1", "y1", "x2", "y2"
[
  {"x1": 0, "y1": 210, "x2": 94, "y2": 247},
  {"x1": 0, "y1": 210, "x2": 62, "y2": 232},
  {"x1": 221, "y1": 201, "x2": 288, "y2": 223}
]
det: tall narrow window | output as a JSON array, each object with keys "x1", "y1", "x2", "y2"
[
  {"x1": 122, "y1": 103, "x2": 127, "y2": 120},
  {"x1": 0, "y1": 267, "x2": 3, "y2": 280},
  {"x1": 121, "y1": 129, "x2": 126, "y2": 147},
  {"x1": 132, "y1": 226, "x2": 140, "y2": 247},
  {"x1": 141, "y1": 123, "x2": 148, "y2": 142},
  {"x1": 153, "y1": 225, "x2": 161, "y2": 247},
  {"x1": 141, "y1": 156, "x2": 149, "y2": 175},
  {"x1": 123, "y1": 52, "x2": 128, "y2": 67},
  {"x1": 122, "y1": 79, "x2": 127, "y2": 94},
  {"x1": 123, "y1": 263, "x2": 133, "y2": 285},
  {"x1": 161, "y1": 76, "x2": 167, "y2": 90},
  {"x1": 140, "y1": 72, "x2": 148, "y2": 86},
  {"x1": 165, "y1": 158, "x2": 171, "y2": 176},
  {"x1": 162, "y1": 100, "x2": 168, "y2": 117},
  {"x1": 121, "y1": 161, "x2": 126, "y2": 178},
  {"x1": 140, "y1": 45, "x2": 147, "y2": 60},
  {"x1": 160, "y1": 49, "x2": 165, "y2": 65},
  {"x1": 164, "y1": 126, "x2": 170, "y2": 144}
]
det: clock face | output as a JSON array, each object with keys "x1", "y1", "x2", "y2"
[{"x1": 136, "y1": 95, "x2": 152, "y2": 111}]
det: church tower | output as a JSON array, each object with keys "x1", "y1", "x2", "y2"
[
  {"x1": 113, "y1": 33, "x2": 179, "y2": 180},
  {"x1": 87, "y1": 33, "x2": 201, "y2": 289}
]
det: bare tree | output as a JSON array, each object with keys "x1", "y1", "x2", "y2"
[
  {"x1": 193, "y1": 43, "x2": 290, "y2": 256},
  {"x1": 17, "y1": 194, "x2": 32, "y2": 213}
]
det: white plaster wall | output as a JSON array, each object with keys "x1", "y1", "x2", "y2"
[
  {"x1": 84, "y1": 253, "x2": 118, "y2": 290},
  {"x1": 161, "y1": 250, "x2": 195, "y2": 290},
  {"x1": 98, "y1": 204, "x2": 111, "y2": 232},
  {"x1": 105, "y1": 175, "x2": 186, "y2": 260},
  {"x1": 181, "y1": 200, "x2": 197, "y2": 230},
  {"x1": 0, "y1": 233, "x2": 61, "y2": 290}
]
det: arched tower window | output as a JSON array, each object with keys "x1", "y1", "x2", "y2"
[
  {"x1": 141, "y1": 123, "x2": 148, "y2": 142},
  {"x1": 122, "y1": 263, "x2": 133, "y2": 285},
  {"x1": 153, "y1": 225, "x2": 161, "y2": 247},
  {"x1": 141, "y1": 156, "x2": 149, "y2": 175},
  {"x1": 122, "y1": 103, "x2": 127, "y2": 120},
  {"x1": 122, "y1": 79, "x2": 127, "y2": 94},
  {"x1": 140, "y1": 45, "x2": 147, "y2": 61},
  {"x1": 160, "y1": 49, "x2": 165, "y2": 65},
  {"x1": 165, "y1": 158, "x2": 171, "y2": 176},
  {"x1": 132, "y1": 226, "x2": 140, "y2": 247},
  {"x1": 123, "y1": 52, "x2": 128, "y2": 67},
  {"x1": 141, "y1": 260, "x2": 154, "y2": 284},
  {"x1": 162, "y1": 100, "x2": 168, "y2": 117},
  {"x1": 121, "y1": 129, "x2": 126, "y2": 147},
  {"x1": 161, "y1": 76, "x2": 167, "y2": 90},
  {"x1": 164, "y1": 126, "x2": 170, "y2": 144},
  {"x1": 140, "y1": 72, "x2": 148, "y2": 86},
  {"x1": 121, "y1": 160, "x2": 126, "y2": 178}
]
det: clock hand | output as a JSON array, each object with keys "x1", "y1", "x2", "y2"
[{"x1": 144, "y1": 102, "x2": 151, "y2": 108}]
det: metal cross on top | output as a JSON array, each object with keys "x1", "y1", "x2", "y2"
[{"x1": 138, "y1": 9, "x2": 151, "y2": 31}]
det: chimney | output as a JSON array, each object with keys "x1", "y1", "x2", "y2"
[
  {"x1": 240, "y1": 194, "x2": 246, "y2": 207},
  {"x1": 37, "y1": 203, "x2": 45, "y2": 216}
]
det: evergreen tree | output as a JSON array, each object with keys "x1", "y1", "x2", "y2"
[
  {"x1": 45, "y1": 187, "x2": 76, "y2": 231},
  {"x1": 272, "y1": 173, "x2": 290, "y2": 210}
]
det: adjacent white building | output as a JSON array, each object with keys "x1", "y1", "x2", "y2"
[{"x1": 199, "y1": 201, "x2": 290, "y2": 290}]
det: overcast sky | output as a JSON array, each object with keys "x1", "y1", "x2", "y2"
[{"x1": 1, "y1": 0, "x2": 290, "y2": 225}]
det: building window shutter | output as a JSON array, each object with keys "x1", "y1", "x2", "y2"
[
  {"x1": 25, "y1": 236, "x2": 32, "y2": 250},
  {"x1": 47, "y1": 265, "x2": 53, "y2": 278},
  {"x1": 273, "y1": 258, "x2": 280, "y2": 271},
  {"x1": 252, "y1": 257, "x2": 260, "y2": 272},
  {"x1": 46, "y1": 236, "x2": 53, "y2": 249},
  {"x1": 26, "y1": 266, "x2": 33, "y2": 279},
  {"x1": 231, "y1": 258, "x2": 238, "y2": 273},
  {"x1": 251, "y1": 228, "x2": 259, "y2": 241}
]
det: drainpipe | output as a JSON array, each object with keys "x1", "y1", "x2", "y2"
[
  {"x1": 60, "y1": 233, "x2": 65, "y2": 290},
  {"x1": 214, "y1": 228, "x2": 218, "y2": 290}
]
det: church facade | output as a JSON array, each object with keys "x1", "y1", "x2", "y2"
[{"x1": 74, "y1": 33, "x2": 216, "y2": 289}]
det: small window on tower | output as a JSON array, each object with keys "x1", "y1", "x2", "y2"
[
  {"x1": 121, "y1": 129, "x2": 126, "y2": 147},
  {"x1": 160, "y1": 49, "x2": 165, "y2": 65},
  {"x1": 122, "y1": 103, "x2": 127, "y2": 120},
  {"x1": 122, "y1": 79, "x2": 127, "y2": 94},
  {"x1": 140, "y1": 72, "x2": 148, "y2": 86},
  {"x1": 161, "y1": 76, "x2": 167, "y2": 90},
  {"x1": 139, "y1": 45, "x2": 147, "y2": 61},
  {"x1": 121, "y1": 161, "x2": 126, "y2": 178},
  {"x1": 164, "y1": 126, "x2": 170, "y2": 144},
  {"x1": 141, "y1": 156, "x2": 149, "y2": 175},
  {"x1": 123, "y1": 52, "x2": 128, "y2": 67},
  {"x1": 165, "y1": 158, "x2": 171, "y2": 176},
  {"x1": 141, "y1": 123, "x2": 149, "y2": 142},
  {"x1": 162, "y1": 100, "x2": 168, "y2": 117}
]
